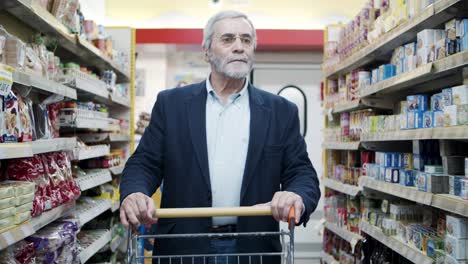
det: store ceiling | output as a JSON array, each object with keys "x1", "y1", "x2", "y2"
[{"x1": 97, "y1": 0, "x2": 367, "y2": 29}]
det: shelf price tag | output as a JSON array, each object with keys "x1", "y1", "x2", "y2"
[{"x1": 0, "y1": 64, "x2": 14, "y2": 96}]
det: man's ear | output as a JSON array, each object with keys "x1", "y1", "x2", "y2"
[{"x1": 203, "y1": 48, "x2": 210, "y2": 62}]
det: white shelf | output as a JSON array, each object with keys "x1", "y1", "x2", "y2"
[
  {"x1": 79, "y1": 229, "x2": 112, "y2": 264},
  {"x1": 72, "y1": 144, "x2": 110, "y2": 161},
  {"x1": 361, "y1": 126, "x2": 468, "y2": 142},
  {"x1": 110, "y1": 93, "x2": 131, "y2": 108},
  {"x1": 359, "y1": 50, "x2": 467, "y2": 98},
  {"x1": 2, "y1": 0, "x2": 130, "y2": 81},
  {"x1": 76, "y1": 169, "x2": 112, "y2": 191},
  {"x1": 63, "y1": 69, "x2": 109, "y2": 100},
  {"x1": 13, "y1": 71, "x2": 77, "y2": 99},
  {"x1": 109, "y1": 165, "x2": 124, "y2": 175},
  {"x1": 359, "y1": 176, "x2": 433, "y2": 205},
  {"x1": 0, "y1": 143, "x2": 33, "y2": 159},
  {"x1": 360, "y1": 221, "x2": 433, "y2": 264},
  {"x1": 76, "y1": 199, "x2": 112, "y2": 227},
  {"x1": 432, "y1": 194, "x2": 468, "y2": 218},
  {"x1": 79, "y1": 133, "x2": 130, "y2": 143},
  {"x1": 324, "y1": 222, "x2": 363, "y2": 248},
  {"x1": 320, "y1": 251, "x2": 339, "y2": 264},
  {"x1": 322, "y1": 141, "x2": 360, "y2": 150},
  {"x1": 110, "y1": 235, "x2": 124, "y2": 252},
  {"x1": 0, "y1": 201, "x2": 75, "y2": 250},
  {"x1": 30, "y1": 201, "x2": 76, "y2": 231},
  {"x1": 323, "y1": 0, "x2": 463, "y2": 78},
  {"x1": 61, "y1": 117, "x2": 110, "y2": 130},
  {"x1": 111, "y1": 202, "x2": 120, "y2": 213},
  {"x1": 0, "y1": 222, "x2": 34, "y2": 250},
  {"x1": 323, "y1": 178, "x2": 361, "y2": 197},
  {"x1": 31, "y1": 137, "x2": 77, "y2": 154}
]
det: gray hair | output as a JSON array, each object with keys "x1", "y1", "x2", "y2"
[{"x1": 202, "y1": 10, "x2": 257, "y2": 50}]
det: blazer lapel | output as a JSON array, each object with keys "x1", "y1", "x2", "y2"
[
  {"x1": 186, "y1": 83, "x2": 211, "y2": 191},
  {"x1": 240, "y1": 85, "x2": 271, "y2": 201}
]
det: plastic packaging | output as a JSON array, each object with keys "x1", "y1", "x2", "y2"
[
  {"x1": 15, "y1": 192, "x2": 35, "y2": 206},
  {"x1": 0, "y1": 197, "x2": 15, "y2": 210},
  {"x1": 0, "y1": 181, "x2": 35, "y2": 196},
  {"x1": 16, "y1": 202, "x2": 33, "y2": 214},
  {"x1": 0, "y1": 240, "x2": 36, "y2": 264},
  {"x1": 3, "y1": 90, "x2": 20, "y2": 143},
  {"x1": 17, "y1": 94, "x2": 34, "y2": 142},
  {"x1": 0, "y1": 207, "x2": 16, "y2": 220},
  {"x1": 0, "y1": 184, "x2": 15, "y2": 200},
  {"x1": 0, "y1": 216, "x2": 15, "y2": 230}
]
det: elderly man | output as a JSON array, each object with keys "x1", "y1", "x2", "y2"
[{"x1": 120, "y1": 10, "x2": 320, "y2": 264}]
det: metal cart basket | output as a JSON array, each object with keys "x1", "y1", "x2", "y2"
[{"x1": 126, "y1": 206, "x2": 296, "y2": 264}]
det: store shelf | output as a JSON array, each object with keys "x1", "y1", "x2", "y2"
[
  {"x1": 432, "y1": 194, "x2": 468, "y2": 218},
  {"x1": 76, "y1": 169, "x2": 112, "y2": 191},
  {"x1": 359, "y1": 50, "x2": 468, "y2": 98},
  {"x1": 359, "y1": 177, "x2": 433, "y2": 205},
  {"x1": 13, "y1": 71, "x2": 77, "y2": 99},
  {"x1": 110, "y1": 235, "x2": 124, "y2": 252},
  {"x1": 320, "y1": 251, "x2": 339, "y2": 264},
  {"x1": 63, "y1": 69, "x2": 109, "y2": 100},
  {"x1": 72, "y1": 144, "x2": 110, "y2": 161},
  {"x1": 109, "y1": 93, "x2": 131, "y2": 108},
  {"x1": 79, "y1": 229, "x2": 112, "y2": 264},
  {"x1": 30, "y1": 201, "x2": 76, "y2": 231},
  {"x1": 323, "y1": 178, "x2": 361, "y2": 197},
  {"x1": 0, "y1": 200, "x2": 75, "y2": 250},
  {"x1": 324, "y1": 222, "x2": 363, "y2": 247},
  {"x1": 1, "y1": 0, "x2": 130, "y2": 82},
  {"x1": 323, "y1": 0, "x2": 465, "y2": 78},
  {"x1": 76, "y1": 199, "x2": 112, "y2": 227},
  {"x1": 361, "y1": 126, "x2": 468, "y2": 142},
  {"x1": 0, "y1": 143, "x2": 33, "y2": 159},
  {"x1": 109, "y1": 165, "x2": 124, "y2": 175},
  {"x1": 31, "y1": 137, "x2": 77, "y2": 154},
  {"x1": 0, "y1": 222, "x2": 34, "y2": 250},
  {"x1": 322, "y1": 141, "x2": 360, "y2": 150},
  {"x1": 111, "y1": 202, "x2": 120, "y2": 213},
  {"x1": 360, "y1": 221, "x2": 433, "y2": 264},
  {"x1": 79, "y1": 133, "x2": 130, "y2": 144},
  {"x1": 61, "y1": 117, "x2": 110, "y2": 130}
]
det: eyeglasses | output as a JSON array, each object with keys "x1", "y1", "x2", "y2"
[{"x1": 217, "y1": 33, "x2": 254, "y2": 47}]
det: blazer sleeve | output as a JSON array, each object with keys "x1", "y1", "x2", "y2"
[
  {"x1": 120, "y1": 92, "x2": 166, "y2": 204},
  {"x1": 281, "y1": 104, "x2": 321, "y2": 227}
]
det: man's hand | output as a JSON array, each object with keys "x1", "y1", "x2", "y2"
[
  {"x1": 120, "y1": 192, "x2": 158, "y2": 228},
  {"x1": 255, "y1": 191, "x2": 303, "y2": 224}
]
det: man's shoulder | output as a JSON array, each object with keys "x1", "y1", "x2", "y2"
[
  {"x1": 251, "y1": 85, "x2": 297, "y2": 111},
  {"x1": 159, "y1": 81, "x2": 205, "y2": 100}
]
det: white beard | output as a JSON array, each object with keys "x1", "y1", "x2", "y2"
[{"x1": 208, "y1": 51, "x2": 253, "y2": 79}]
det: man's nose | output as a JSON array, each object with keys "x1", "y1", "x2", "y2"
[{"x1": 232, "y1": 38, "x2": 244, "y2": 53}]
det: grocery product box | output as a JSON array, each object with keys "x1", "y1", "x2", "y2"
[
  {"x1": 445, "y1": 235, "x2": 468, "y2": 259},
  {"x1": 414, "y1": 154, "x2": 425, "y2": 170},
  {"x1": 443, "y1": 88, "x2": 454, "y2": 107},
  {"x1": 407, "y1": 111, "x2": 424, "y2": 129},
  {"x1": 423, "y1": 111, "x2": 434, "y2": 128},
  {"x1": 417, "y1": 29, "x2": 444, "y2": 66},
  {"x1": 431, "y1": 93, "x2": 444, "y2": 111},
  {"x1": 447, "y1": 215, "x2": 468, "y2": 239},
  {"x1": 449, "y1": 176, "x2": 465, "y2": 196},
  {"x1": 425, "y1": 165, "x2": 443, "y2": 174},
  {"x1": 399, "y1": 169, "x2": 415, "y2": 186},
  {"x1": 466, "y1": 158, "x2": 468, "y2": 176},
  {"x1": 379, "y1": 64, "x2": 396, "y2": 80},
  {"x1": 403, "y1": 153, "x2": 413, "y2": 169},
  {"x1": 434, "y1": 111, "x2": 444, "y2": 127},
  {"x1": 371, "y1": 68, "x2": 379, "y2": 84},
  {"x1": 461, "y1": 19, "x2": 468, "y2": 51},
  {"x1": 445, "y1": 105, "x2": 458, "y2": 127},
  {"x1": 458, "y1": 105, "x2": 468, "y2": 125},
  {"x1": 443, "y1": 156, "x2": 466, "y2": 175},
  {"x1": 445, "y1": 255, "x2": 468, "y2": 264},
  {"x1": 417, "y1": 173, "x2": 448, "y2": 193},
  {"x1": 445, "y1": 19, "x2": 462, "y2": 56},
  {"x1": 452, "y1": 85, "x2": 468, "y2": 105},
  {"x1": 407, "y1": 94, "x2": 429, "y2": 112}
]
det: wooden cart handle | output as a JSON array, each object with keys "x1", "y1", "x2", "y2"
[{"x1": 154, "y1": 206, "x2": 296, "y2": 223}]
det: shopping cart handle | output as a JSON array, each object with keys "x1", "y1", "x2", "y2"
[{"x1": 154, "y1": 206, "x2": 272, "y2": 218}]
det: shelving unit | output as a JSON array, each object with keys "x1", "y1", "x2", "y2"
[
  {"x1": 323, "y1": 178, "x2": 361, "y2": 197},
  {"x1": 0, "y1": 201, "x2": 75, "y2": 250},
  {"x1": 75, "y1": 199, "x2": 112, "y2": 227},
  {"x1": 322, "y1": 141, "x2": 360, "y2": 150},
  {"x1": 79, "y1": 229, "x2": 112, "y2": 264},
  {"x1": 359, "y1": 176, "x2": 433, "y2": 205},
  {"x1": 320, "y1": 251, "x2": 339, "y2": 264},
  {"x1": 0, "y1": 2, "x2": 135, "y2": 262},
  {"x1": 323, "y1": 0, "x2": 465, "y2": 78},
  {"x1": 359, "y1": 221, "x2": 433, "y2": 264},
  {"x1": 76, "y1": 169, "x2": 113, "y2": 191},
  {"x1": 322, "y1": 1, "x2": 467, "y2": 262},
  {"x1": 324, "y1": 222, "x2": 363, "y2": 248},
  {"x1": 79, "y1": 133, "x2": 131, "y2": 144},
  {"x1": 109, "y1": 165, "x2": 125, "y2": 175},
  {"x1": 73, "y1": 145, "x2": 110, "y2": 161}
]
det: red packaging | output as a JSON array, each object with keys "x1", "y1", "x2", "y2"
[
  {"x1": 54, "y1": 152, "x2": 80, "y2": 200},
  {"x1": 40, "y1": 153, "x2": 66, "y2": 207},
  {"x1": 360, "y1": 151, "x2": 375, "y2": 176},
  {"x1": 47, "y1": 102, "x2": 62, "y2": 138}
]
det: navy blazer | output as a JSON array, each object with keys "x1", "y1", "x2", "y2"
[{"x1": 121, "y1": 81, "x2": 320, "y2": 262}]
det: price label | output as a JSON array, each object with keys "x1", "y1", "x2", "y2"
[{"x1": 0, "y1": 64, "x2": 14, "y2": 96}]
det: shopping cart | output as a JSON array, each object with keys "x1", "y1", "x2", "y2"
[{"x1": 126, "y1": 206, "x2": 296, "y2": 264}]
